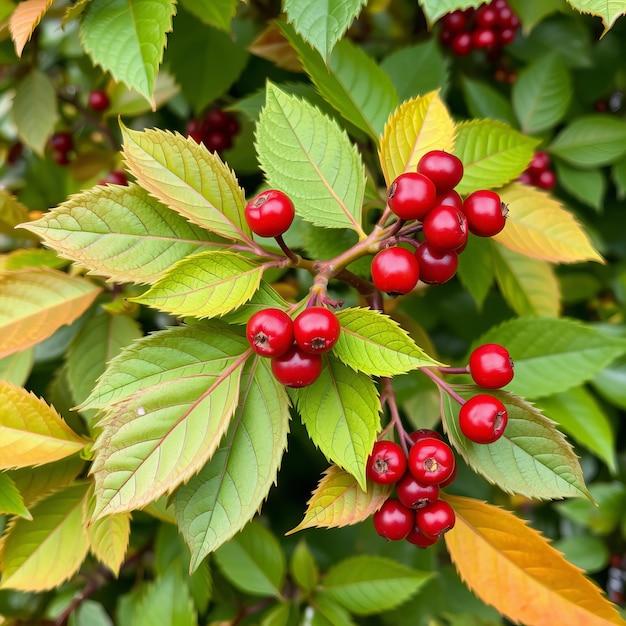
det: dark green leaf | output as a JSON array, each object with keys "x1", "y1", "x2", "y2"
[
  {"x1": 456, "y1": 236, "x2": 495, "y2": 311},
  {"x1": 291, "y1": 541, "x2": 319, "y2": 593},
  {"x1": 552, "y1": 535, "x2": 610, "y2": 574},
  {"x1": 557, "y1": 482, "x2": 626, "y2": 534},
  {"x1": 461, "y1": 77, "x2": 517, "y2": 127},
  {"x1": 554, "y1": 161, "x2": 606, "y2": 211}
]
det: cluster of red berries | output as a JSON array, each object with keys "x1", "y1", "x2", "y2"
[
  {"x1": 372, "y1": 150, "x2": 507, "y2": 294},
  {"x1": 438, "y1": 1, "x2": 520, "y2": 57},
  {"x1": 88, "y1": 89, "x2": 110, "y2": 113},
  {"x1": 518, "y1": 151, "x2": 556, "y2": 191},
  {"x1": 186, "y1": 108, "x2": 240, "y2": 153},
  {"x1": 49, "y1": 131, "x2": 74, "y2": 166}
]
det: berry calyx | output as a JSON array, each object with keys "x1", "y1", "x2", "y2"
[
  {"x1": 396, "y1": 472, "x2": 439, "y2": 509},
  {"x1": 462, "y1": 190, "x2": 508, "y2": 237},
  {"x1": 88, "y1": 90, "x2": 110, "y2": 112},
  {"x1": 371, "y1": 247, "x2": 420, "y2": 296},
  {"x1": 246, "y1": 308, "x2": 294, "y2": 358},
  {"x1": 245, "y1": 190, "x2": 295, "y2": 238},
  {"x1": 459, "y1": 394, "x2": 508, "y2": 444},
  {"x1": 416, "y1": 500, "x2": 456, "y2": 538},
  {"x1": 469, "y1": 343, "x2": 514, "y2": 388},
  {"x1": 294, "y1": 307, "x2": 341, "y2": 354},
  {"x1": 271, "y1": 345, "x2": 322, "y2": 388},
  {"x1": 417, "y1": 150, "x2": 464, "y2": 194},
  {"x1": 366, "y1": 441, "x2": 407, "y2": 485},
  {"x1": 387, "y1": 172, "x2": 437, "y2": 220},
  {"x1": 414, "y1": 242, "x2": 458, "y2": 285},
  {"x1": 372, "y1": 499, "x2": 414, "y2": 540},
  {"x1": 408, "y1": 438, "x2": 456, "y2": 485},
  {"x1": 422, "y1": 204, "x2": 468, "y2": 251}
]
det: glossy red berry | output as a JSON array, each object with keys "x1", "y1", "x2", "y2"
[
  {"x1": 416, "y1": 500, "x2": 456, "y2": 538},
  {"x1": 371, "y1": 247, "x2": 420, "y2": 296},
  {"x1": 476, "y1": 5, "x2": 498, "y2": 28},
  {"x1": 462, "y1": 190, "x2": 507, "y2": 237},
  {"x1": 439, "y1": 462, "x2": 458, "y2": 489},
  {"x1": 469, "y1": 343, "x2": 514, "y2": 388},
  {"x1": 88, "y1": 90, "x2": 110, "y2": 112},
  {"x1": 435, "y1": 189, "x2": 463, "y2": 210},
  {"x1": 414, "y1": 242, "x2": 458, "y2": 285},
  {"x1": 459, "y1": 394, "x2": 508, "y2": 444},
  {"x1": 409, "y1": 429, "x2": 444, "y2": 444},
  {"x1": 406, "y1": 525, "x2": 439, "y2": 548},
  {"x1": 205, "y1": 109, "x2": 231, "y2": 129},
  {"x1": 245, "y1": 190, "x2": 295, "y2": 238},
  {"x1": 366, "y1": 441, "x2": 407, "y2": 485},
  {"x1": 396, "y1": 472, "x2": 439, "y2": 509},
  {"x1": 423, "y1": 205, "x2": 468, "y2": 251},
  {"x1": 527, "y1": 151, "x2": 551, "y2": 175},
  {"x1": 536, "y1": 169, "x2": 556, "y2": 190},
  {"x1": 203, "y1": 130, "x2": 233, "y2": 153},
  {"x1": 451, "y1": 32, "x2": 473, "y2": 56},
  {"x1": 408, "y1": 438, "x2": 456, "y2": 485},
  {"x1": 417, "y1": 151, "x2": 464, "y2": 194},
  {"x1": 387, "y1": 172, "x2": 437, "y2": 220},
  {"x1": 441, "y1": 10, "x2": 467, "y2": 33},
  {"x1": 472, "y1": 28, "x2": 497, "y2": 49},
  {"x1": 373, "y1": 499, "x2": 414, "y2": 540},
  {"x1": 271, "y1": 345, "x2": 322, "y2": 388},
  {"x1": 246, "y1": 308, "x2": 294, "y2": 358},
  {"x1": 293, "y1": 307, "x2": 340, "y2": 354},
  {"x1": 50, "y1": 131, "x2": 73, "y2": 153}
]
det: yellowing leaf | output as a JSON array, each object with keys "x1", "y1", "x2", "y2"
[
  {"x1": 0, "y1": 268, "x2": 101, "y2": 358},
  {"x1": 0, "y1": 188, "x2": 33, "y2": 239},
  {"x1": 9, "y1": 0, "x2": 54, "y2": 57},
  {"x1": 0, "y1": 381, "x2": 87, "y2": 469},
  {"x1": 287, "y1": 465, "x2": 391, "y2": 534},
  {"x1": 444, "y1": 495, "x2": 625, "y2": 626},
  {"x1": 495, "y1": 183, "x2": 604, "y2": 264},
  {"x1": 379, "y1": 91, "x2": 455, "y2": 186},
  {"x1": 87, "y1": 498, "x2": 131, "y2": 576},
  {"x1": 567, "y1": 0, "x2": 626, "y2": 36}
]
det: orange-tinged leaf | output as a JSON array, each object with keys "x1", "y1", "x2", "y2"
[
  {"x1": 0, "y1": 381, "x2": 88, "y2": 469},
  {"x1": 287, "y1": 465, "x2": 392, "y2": 534},
  {"x1": 0, "y1": 268, "x2": 101, "y2": 358},
  {"x1": 495, "y1": 183, "x2": 604, "y2": 264},
  {"x1": 444, "y1": 495, "x2": 625, "y2": 626},
  {"x1": 9, "y1": 0, "x2": 54, "y2": 57},
  {"x1": 379, "y1": 91, "x2": 455, "y2": 186}
]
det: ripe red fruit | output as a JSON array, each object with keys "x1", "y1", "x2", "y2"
[
  {"x1": 451, "y1": 32, "x2": 473, "y2": 56},
  {"x1": 245, "y1": 189, "x2": 295, "y2": 238},
  {"x1": 476, "y1": 5, "x2": 498, "y2": 28},
  {"x1": 396, "y1": 472, "x2": 439, "y2": 509},
  {"x1": 409, "y1": 429, "x2": 444, "y2": 443},
  {"x1": 417, "y1": 151, "x2": 464, "y2": 194},
  {"x1": 271, "y1": 345, "x2": 322, "y2": 388},
  {"x1": 371, "y1": 247, "x2": 420, "y2": 296},
  {"x1": 104, "y1": 170, "x2": 128, "y2": 186},
  {"x1": 416, "y1": 500, "x2": 456, "y2": 538},
  {"x1": 373, "y1": 499, "x2": 414, "y2": 540},
  {"x1": 459, "y1": 394, "x2": 508, "y2": 444},
  {"x1": 472, "y1": 28, "x2": 497, "y2": 49},
  {"x1": 387, "y1": 172, "x2": 437, "y2": 220},
  {"x1": 462, "y1": 190, "x2": 508, "y2": 237},
  {"x1": 435, "y1": 189, "x2": 463, "y2": 210},
  {"x1": 246, "y1": 308, "x2": 294, "y2": 358},
  {"x1": 52, "y1": 150, "x2": 71, "y2": 166},
  {"x1": 406, "y1": 525, "x2": 439, "y2": 548},
  {"x1": 439, "y1": 462, "x2": 458, "y2": 488},
  {"x1": 88, "y1": 90, "x2": 110, "y2": 112},
  {"x1": 366, "y1": 441, "x2": 407, "y2": 485},
  {"x1": 293, "y1": 307, "x2": 340, "y2": 354},
  {"x1": 441, "y1": 10, "x2": 467, "y2": 34},
  {"x1": 422, "y1": 205, "x2": 468, "y2": 251},
  {"x1": 536, "y1": 169, "x2": 556, "y2": 190},
  {"x1": 414, "y1": 242, "x2": 458, "y2": 285},
  {"x1": 469, "y1": 343, "x2": 514, "y2": 388},
  {"x1": 408, "y1": 438, "x2": 456, "y2": 485},
  {"x1": 527, "y1": 151, "x2": 551, "y2": 175},
  {"x1": 203, "y1": 130, "x2": 233, "y2": 153},
  {"x1": 50, "y1": 131, "x2": 73, "y2": 154},
  {"x1": 205, "y1": 109, "x2": 231, "y2": 129}
]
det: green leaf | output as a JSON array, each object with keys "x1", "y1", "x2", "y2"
[
  {"x1": 0, "y1": 348, "x2": 34, "y2": 386},
  {"x1": 133, "y1": 251, "x2": 264, "y2": 319},
  {"x1": 474, "y1": 317, "x2": 626, "y2": 399},
  {"x1": 179, "y1": 0, "x2": 236, "y2": 30},
  {"x1": 554, "y1": 161, "x2": 606, "y2": 211},
  {"x1": 87, "y1": 508, "x2": 131, "y2": 577},
  {"x1": 333, "y1": 308, "x2": 441, "y2": 376},
  {"x1": 552, "y1": 535, "x2": 609, "y2": 575},
  {"x1": 291, "y1": 541, "x2": 319, "y2": 593},
  {"x1": 319, "y1": 555, "x2": 431, "y2": 615},
  {"x1": 508, "y1": 0, "x2": 564, "y2": 31},
  {"x1": 174, "y1": 356, "x2": 290, "y2": 571},
  {"x1": 461, "y1": 77, "x2": 517, "y2": 127},
  {"x1": 12, "y1": 69, "x2": 58, "y2": 155},
  {"x1": 220, "y1": 281, "x2": 289, "y2": 325},
  {"x1": 549, "y1": 115, "x2": 626, "y2": 167},
  {"x1": 512, "y1": 54, "x2": 572, "y2": 134},
  {"x1": 256, "y1": 83, "x2": 366, "y2": 235},
  {"x1": 88, "y1": 324, "x2": 249, "y2": 518},
  {"x1": 279, "y1": 22, "x2": 397, "y2": 141},
  {"x1": 296, "y1": 356, "x2": 380, "y2": 490},
  {"x1": 214, "y1": 521, "x2": 286, "y2": 598},
  {"x1": 0, "y1": 188, "x2": 32, "y2": 239},
  {"x1": 443, "y1": 389, "x2": 591, "y2": 501},
  {"x1": 534, "y1": 386, "x2": 617, "y2": 473},
  {"x1": 68, "y1": 600, "x2": 114, "y2": 626},
  {"x1": 0, "y1": 472, "x2": 31, "y2": 519},
  {"x1": 284, "y1": 0, "x2": 366, "y2": 62},
  {"x1": 453, "y1": 120, "x2": 538, "y2": 194},
  {"x1": 22, "y1": 184, "x2": 225, "y2": 285},
  {"x1": 557, "y1": 482, "x2": 626, "y2": 534},
  {"x1": 418, "y1": 0, "x2": 482, "y2": 25},
  {"x1": 566, "y1": 0, "x2": 626, "y2": 35},
  {"x1": 612, "y1": 156, "x2": 626, "y2": 199},
  {"x1": 456, "y1": 236, "x2": 495, "y2": 311},
  {"x1": 79, "y1": 0, "x2": 175, "y2": 105}
]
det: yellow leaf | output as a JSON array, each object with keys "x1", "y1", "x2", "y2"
[
  {"x1": 0, "y1": 381, "x2": 88, "y2": 469},
  {"x1": 0, "y1": 268, "x2": 101, "y2": 358},
  {"x1": 0, "y1": 188, "x2": 33, "y2": 239},
  {"x1": 287, "y1": 465, "x2": 391, "y2": 534},
  {"x1": 9, "y1": 0, "x2": 54, "y2": 57},
  {"x1": 379, "y1": 91, "x2": 456, "y2": 186},
  {"x1": 444, "y1": 495, "x2": 625, "y2": 626},
  {"x1": 495, "y1": 183, "x2": 604, "y2": 264}
]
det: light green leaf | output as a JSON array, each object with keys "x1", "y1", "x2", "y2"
[
  {"x1": 296, "y1": 356, "x2": 380, "y2": 490},
  {"x1": 461, "y1": 77, "x2": 517, "y2": 127},
  {"x1": 291, "y1": 541, "x2": 319, "y2": 593},
  {"x1": 22, "y1": 184, "x2": 226, "y2": 285},
  {"x1": 566, "y1": 0, "x2": 626, "y2": 35},
  {"x1": 454, "y1": 120, "x2": 539, "y2": 194},
  {"x1": 319, "y1": 555, "x2": 431, "y2": 615},
  {"x1": 179, "y1": 0, "x2": 236, "y2": 30},
  {"x1": 0, "y1": 472, "x2": 31, "y2": 519},
  {"x1": 256, "y1": 83, "x2": 365, "y2": 235},
  {"x1": 0, "y1": 188, "x2": 32, "y2": 239},
  {"x1": 220, "y1": 281, "x2": 289, "y2": 325},
  {"x1": 121, "y1": 125, "x2": 250, "y2": 242},
  {"x1": 557, "y1": 482, "x2": 626, "y2": 534},
  {"x1": 87, "y1": 508, "x2": 132, "y2": 576},
  {"x1": 552, "y1": 535, "x2": 609, "y2": 574},
  {"x1": 333, "y1": 308, "x2": 441, "y2": 376},
  {"x1": 284, "y1": 0, "x2": 366, "y2": 62},
  {"x1": 133, "y1": 251, "x2": 264, "y2": 319},
  {"x1": 554, "y1": 161, "x2": 606, "y2": 211},
  {"x1": 456, "y1": 235, "x2": 495, "y2": 311},
  {"x1": 310, "y1": 595, "x2": 357, "y2": 626},
  {"x1": 174, "y1": 357, "x2": 290, "y2": 571},
  {"x1": 12, "y1": 69, "x2": 58, "y2": 155},
  {"x1": 508, "y1": 0, "x2": 564, "y2": 31},
  {"x1": 214, "y1": 521, "x2": 286, "y2": 598},
  {"x1": 0, "y1": 348, "x2": 34, "y2": 386},
  {"x1": 68, "y1": 600, "x2": 114, "y2": 626},
  {"x1": 79, "y1": 0, "x2": 175, "y2": 105},
  {"x1": 443, "y1": 389, "x2": 591, "y2": 500}
]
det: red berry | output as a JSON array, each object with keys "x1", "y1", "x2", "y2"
[
  {"x1": 462, "y1": 190, "x2": 507, "y2": 237},
  {"x1": 459, "y1": 394, "x2": 508, "y2": 444},
  {"x1": 414, "y1": 242, "x2": 458, "y2": 285},
  {"x1": 246, "y1": 308, "x2": 294, "y2": 358},
  {"x1": 408, "y1": 438, "x2": 456, "y2": 485},
  {"x1": 7, "y1": 141, "x2": 23, "y2": 165},
  {"x1": 271, "y1": 345, "x2": 322, "y2": 388},
  {"x1": 406, "y1": 525, "x2": 439, "y2": 548},
  {"x1": 366, "y1": 441, "x2": 407, "y2": 485},
  {"x1": 88, "y1": 90, "x2": 110, "y2": 112},
  {"x1": 387, "y1": 172, "x2": 437, "y2": 220},
  {"x1": 439, "y1": 462, "x2": 458, "y2": 488},
  {"x1": 52, "y1": 150, "x2": 71, "y2": 166},
  {"x1": 416, "y1": 500, "x2": 456, "y2": 538},
  {"x1": 476, "y1": 5, "x2": 498, "y2": 28},
  {"x1": 226, "y1": 115, "x2": 240, "y2": 136},
  {"x1": 205, "y1": 109, "x2": 231, "y2": 129},
  {"x1": 536, "y1": 169, "x2": 556, "y2": 190},
  {"x1": 527, "y1": 151, "x2": 551, "y2": 175},
  {"x1": 469, "y1": 343, "x2": 514, "y2": 388},
  {"x1": 417, "y1": 150, "x2": 464, "y2": 194},
  {"x1": 245, "y1": 189, "x2": 295, "y2": 238},
  {"x1": 293, "y1": 307, "x2": 340, "y2": 354},
  {"x1": 451, "y1": 32, "x2": 473, "y2": 56},
  {"x1": 435, "y1": 189, "x2": 463, "y2": 210},
  {"x1": 50, "y1": 131, "x2": 73, "y2": 153},
  {"x1": 203, "y1": 130, "x2": 233, "y2": 152},
  {"x1": 518, "y1": 171, "x2": 534, "y2": 185},
  {"x1": 498, "y1": 28, "x2": 517, "y2": 45},
  {"x1": 373, "y1": 499, "x2": 414, "y2": 540},
  {"x1": 371, "y1": 247, "x2": 420, "y2": 296},
  {"x1": 104, "y1": 170, "x2": 128, "y2": 186},
  {"x1": 422, "y1": 205, "x2": 468, "y2": 251},
  {"x1": 472, "y1": 28, "x2": 497, "y2": 49},
  {"x1": 441, "y1": 10, "x2": 467, "y2": 34},
  {"x1": 396, "y1": 472, "x2": 439, "y2": 509},
  {"x1": 409, "y1": 429, "x2": 443, "y2": 443}
]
